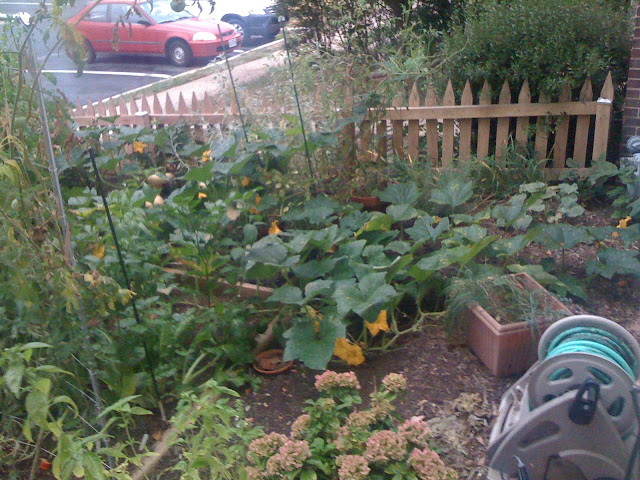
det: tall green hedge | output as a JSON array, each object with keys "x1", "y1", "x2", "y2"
[{"x1": 440, "y1": 0, "x2": 632, "y2": 98}]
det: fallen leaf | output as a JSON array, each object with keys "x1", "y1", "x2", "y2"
[
  {"x1": 241, "y1": 176, "x2": 251, "y2": 187},
  {"x1": 92, "y1": 244, "x2": 105, "y2": 259},
  {"x1": 366, "y1": 310, "x2": 389, "y2": 337},
  {"x1": 40, "y1": 459, "x2": 52, "y2": 471},
  {"x1": 334, "y1": 337, "x2": 365, "y2": 366},
  {"x1": 226, "y1": 208, "x2": 241, "y2": 221}
]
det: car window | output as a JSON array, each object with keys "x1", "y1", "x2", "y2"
[
  {"x1": 110, "y1": 4, "x2": 148, "y2": 24},
  {"x1": 86, "y1": 4, "x2": 108, "y2": 22},
  {"x1": 138, "y1": 0, "x2": 194, "y2": 23}
]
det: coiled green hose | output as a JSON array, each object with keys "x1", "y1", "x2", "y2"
[{"x1": 546, "y1": 327, "x2": 638, "y2": 380}]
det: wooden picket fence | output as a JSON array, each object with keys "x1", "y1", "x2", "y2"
[
  {"x1": 71, "y1": 74, "x2": 615, "y2": 177},
  {"x1": 358, "y1": 74, "x2": 614, "y2": 177},
  {"x1": 71, "y1": 91, "x2": 226, "y2": 127}
]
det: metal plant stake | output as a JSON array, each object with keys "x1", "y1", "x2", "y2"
[
  {"x1": 280, "y1": 21, "x2": 317, "y2": 187},
  {"x1": 217, "y1": 24, "x2": 249, "y2": 143}
]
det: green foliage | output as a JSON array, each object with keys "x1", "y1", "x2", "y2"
[
  {"x1": 441, "y1": 0, "x2": 632, "y2": 98},
  {"x1": 171, "y1": 380, "x2": 263, "y2": 480}
]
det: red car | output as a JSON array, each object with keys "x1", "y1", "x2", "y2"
[{"x1": 67, "y1": 0, "x2": 243, "y2": 66}]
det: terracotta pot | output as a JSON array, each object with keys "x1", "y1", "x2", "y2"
[
  {"x1": 162, "y1": 265, "x2": 274, "y2": 300},
  {"x1": 252, "y1": 349, "x2": 293, "y2": 375},
  {"x1": 465, "y1": 272, "x2": 572, "y2": 377},
  {"x1": 350, "y1": 194, "x2": 387, "y2": 212}
]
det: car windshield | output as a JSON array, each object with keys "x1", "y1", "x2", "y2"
[{"x1": 138, "y1": 1, "x2": 195, "y2": 23}]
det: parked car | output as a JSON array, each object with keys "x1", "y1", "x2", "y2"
[
  {"x1": 185, "y1": 0, "x2": 284, "y2": 40},
  {"x1": 66, "y1": 0, "x2": 243, "y2": 66}
]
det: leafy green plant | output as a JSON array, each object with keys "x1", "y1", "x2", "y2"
[
  {"x1": 445, "y1": 273, "x2": 567, "y2": 334},
  {"x1": 246, "y1": 370, "x2": 457, "y2": 480}
]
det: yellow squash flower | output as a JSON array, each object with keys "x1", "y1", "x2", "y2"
[
  {"x1": 133, "y1": 141, "x2": 146, "y2": 154},
  {"x1": 334, "y1": 338, "x2": 365, "y2": 366},
  {"x1": 202, "y1": 150, "x2": 212, "y2": 163},
  {"x1": 268, "y1": 220, "x2": 282, "y2": 235},
  {"x1": 198, "y1": 192, "x2": 208, "y2": 199},
  {"x1": 366, "y1": 310, "x2": 389, "y2": 337},
  {"x1": 92, "y1": 244, "x2": 105, "y2": 259},
  {"x1": 617, "y1": 216, "x2": 632, "y2": 229}
]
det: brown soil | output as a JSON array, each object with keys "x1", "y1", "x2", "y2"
[{"x1": 243, "y1": 204, "x2": 640, "y2": 478}]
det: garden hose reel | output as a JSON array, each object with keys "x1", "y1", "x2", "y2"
[{"x1": 486, "y1": 315, "x2": 640, "y2": 480}]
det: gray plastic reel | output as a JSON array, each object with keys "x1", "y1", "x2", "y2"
[
  {"x1": 538, "y1": 315, "x2": 640, "y2": 381},
  {"x1": 527, "y1": 352, "x2": 636, "y2": 436},
  {"x1": 487, "y1": 393, "x2": 632, "y2": 480}
]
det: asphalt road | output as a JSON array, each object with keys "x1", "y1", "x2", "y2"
[{"x1": 0, "y1": 0, "x2": 272, "y2": 102}]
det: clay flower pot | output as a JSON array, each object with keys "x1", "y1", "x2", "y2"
[
  {"x1": 465, "y1": 272, "x2": 572, "y2": 377},
  {"x1": 253, "y1": 349, "x2": 294, "y2": 375},
  {"x1": 350, "y1": 194, "x2": 387, "y2": 212}
]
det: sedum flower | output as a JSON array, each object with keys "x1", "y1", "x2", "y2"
[
  {"x1": 409, "y1": 448, "x2": 458, "y2": 480},
  {"x1": 364, "y1": 430, "x2": 407, "y2": 463},
  {"x1": 265, "y1": 440, "x2": 311, "y2": 477},
  {"x1": 290, "y1": 414, "x2": 311, "y2": 439},
  {"x1": 246, "y1": 466, "x2": 263, "y2": 480},
  {"x1": 398, "y1": 416, "x2": 431, "y2": 448},
  {"x1": 381, "y1": 373, "x2": 407, "y2": 393},
  {"x1": 314, "y1": 370, "x2": 361, "y2": 392},
  {"x1": 247, "y1": 433, "x2": 288, "y2": 462},
  {"x1": 337, "y1": 455, "x2": 371, "y2": 480}
]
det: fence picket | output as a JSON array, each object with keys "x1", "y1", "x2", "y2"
[
  {"x1": 515, "y1": 80, "x2": 531, "y2": 146},
  {"x1": 425, "y1": 85, "x2": 439, "y2": 166},
  {"x1": 573, "y1": 78, "x2": 593, "y2": 166},
  {"x1": 86, "y1": 98, "x2": 95, "y2": 118},
  {"x1": 534, "y1": 93, "x2": 550, "y2": 164},
  {"x1": 118, "y1": 97, "x2": 128, "y2": 117},
  {"x1": 392, "y1": 94, "x2": 404, "y2": 159},
  {"x1": 459, "y1": 81, "x2": 473, "y2": 161},
  {"x1": 552, "y1": 85, "x2": 572, "y2": 168},
  {"x1": 441, "y1": 81, "x2": 455, "y2": 166},
  {"x1": 165, "y1": 94, "x2": 176, "y2": 115},
  {"x1": 152, "y1": 94, "x2": 162, "y2": 115},
  {"x1": 495, "y1": 81, "x2": 511, "y2": 162},
  {"x1": 177, "y1": 93, "x2": 188, "y2": 114},
  {"x1": 408, "y1": 83, "x2": 421, "y2": 162},
  {"x1": 191, "y1": 92, "x2": 199, "y2": 112},
  {"x1": 128, "y1": 96, "x2": 137, "y2": 115},
  {"x1": 141, "y1": 96, "x2": 151, "y2": 114},
  {"x1": 476, "y1": 81, "x2": 491, "y2": 160},
  {"x1": 593, "y1": 72, "x2": 614, "y2": 162}
]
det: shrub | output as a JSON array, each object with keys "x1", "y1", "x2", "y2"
[
  {"x1": 440, "y1": 0, "x2": 632, "y2": 98},
  {"x1": 246, "y1": 371, "x2": 457, "y2": 480}
]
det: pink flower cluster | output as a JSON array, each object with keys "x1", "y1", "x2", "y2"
[
  {"x1": 409, "y1": 448, "x2": 457, "y2": 480},
  {"x1": 399, "y1": 416, "x2": 431, "y2": 447},
  {"x1": 337, "y1": 455, "x2": 371, "y2": 480},
  {"x1": 247, "y1": 433, "x2": 288, "y2": 460},
  {"x1": 364, "y1": 430, "x2": 407, "y2": 463},
  {"x1": 265, "y1": 440, "x2": 311, "y2": 477},
  {"x1": 346, "y1": 410, "x2": 376, "y2": 429},
  {"x1": 314, "y1": 371, "x2": 361, "y2": 392},
  {"x1": 290, "y1": 414, "x2": 311, "y2": 439},
  {"x1": 381, "y1": 373, "x2": 407, "y2": 393}
]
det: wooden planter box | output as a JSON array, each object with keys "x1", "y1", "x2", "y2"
[
  {"x1": 465, "y1": 272, "x2": 572, "y2": 377},
  {"x1": 163, "y1": 266, "x2": 274, "y2": 300}
]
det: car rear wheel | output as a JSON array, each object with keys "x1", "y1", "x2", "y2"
[
  {"x1": 226, "y1": 17, "x2": 246, "y2": 38},
  {"x1": 166, "y1": 39, "x2": 193, "y2": 67},
  {"x1": 66, "y1": 38, "x2": 96, "y2": 64},
  {"x1": 83, "y1": 40, "x2": 96, "y2": 64}
]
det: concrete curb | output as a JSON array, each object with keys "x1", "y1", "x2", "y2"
[{"x1": 113, "y1": 38, "x2": 284, "y2": 101}]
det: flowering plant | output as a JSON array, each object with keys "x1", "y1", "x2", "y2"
[{"x1": 247, "y1": 371, "x2": 457, "y2": 480}]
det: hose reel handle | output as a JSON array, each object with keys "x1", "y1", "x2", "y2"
[{"x1": 569, "y1": 379, "x2": 600, "y2": 426}]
